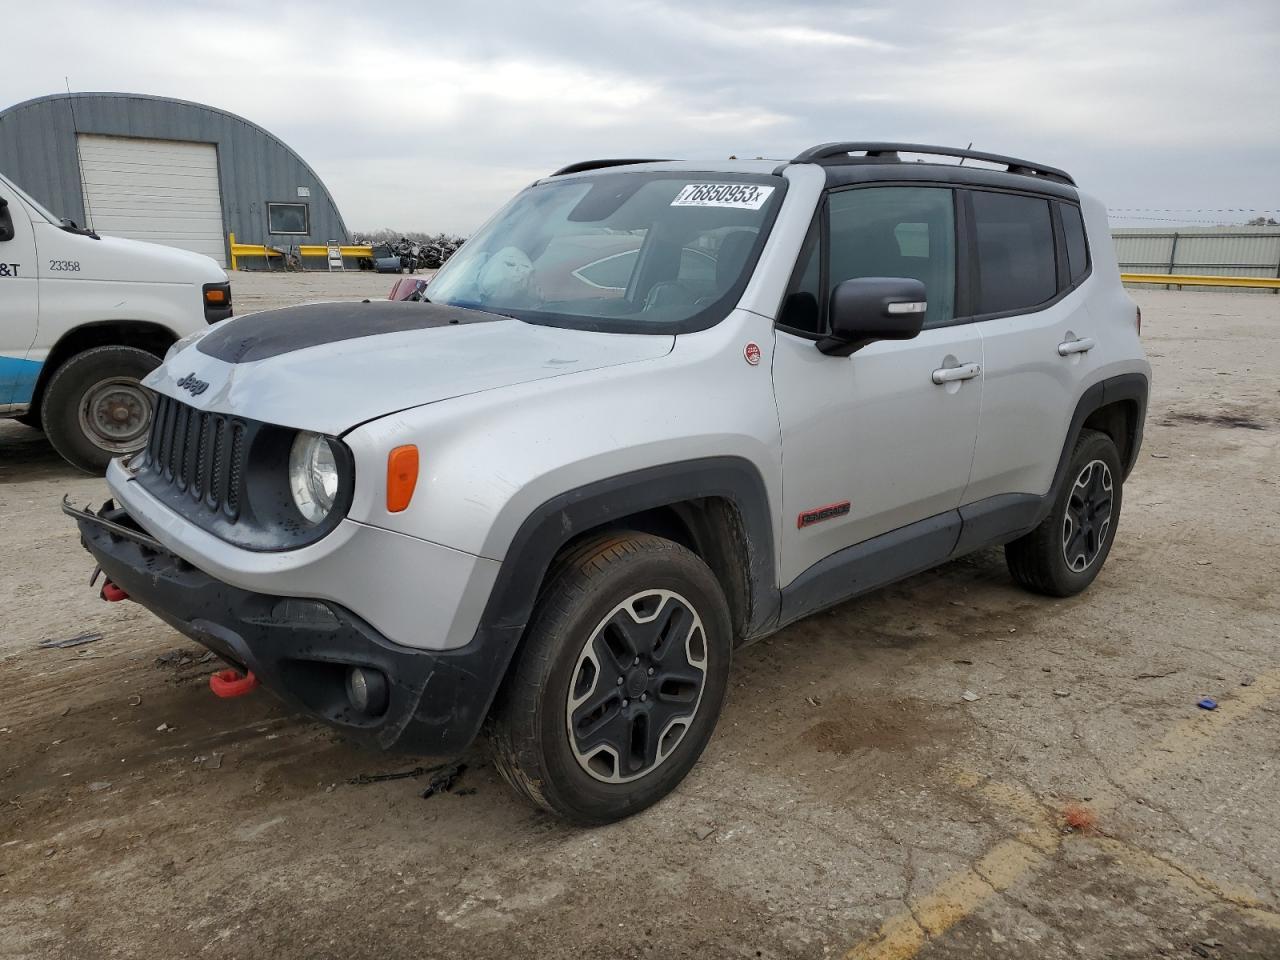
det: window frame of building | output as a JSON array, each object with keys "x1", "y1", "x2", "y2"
[{"x1": 267, "y1": 201, "x2": 310, "y2": 236}]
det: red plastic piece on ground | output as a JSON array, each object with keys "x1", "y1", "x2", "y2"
[
  {"x1": 100, "y1": 581, "x2": 130, "y2": 602},
  {"x1": 209, "y1": 669, "x2": 259, "y2": 698}
]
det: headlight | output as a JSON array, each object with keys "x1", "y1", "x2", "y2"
[{"x1": 289, "y1": 431, "x2": 340, "y2": 524}]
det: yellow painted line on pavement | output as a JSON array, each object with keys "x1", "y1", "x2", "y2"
[{"x1": 844, "y1": 670, "x2": 1280, "y2": 960}]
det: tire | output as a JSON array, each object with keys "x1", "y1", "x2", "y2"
[
  {"x1": 488, "y1": 532, "x2": 732, "y2": 825},
  {"x1": 1005, "y1": 428, "x2": 1123, "y2": 597},
  {"x1": 40, "y1": 346, "x2": 160, "y2": 474}
]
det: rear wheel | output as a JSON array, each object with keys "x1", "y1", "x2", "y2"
[
  {"x1": 1005, "y1": 428, "x2": 1123, "y2": 597},
  {"x1": 488, "y1": 533, "x2": 732, "y2": 824},
  {"x1": 40, "y1": 346, "x2": 160, "y2": 474}
]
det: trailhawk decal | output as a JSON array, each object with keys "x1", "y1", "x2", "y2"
[
  {"x1": 797, "y1": 501, "x2": 851, "y2": 529},
  {"x1": 670, "y1": 183, "x2": 774, "y2": 210}
]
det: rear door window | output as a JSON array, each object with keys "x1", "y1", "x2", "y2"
[{"x1": 970, "y1": 191, "x2": 1057, "y2": 315}]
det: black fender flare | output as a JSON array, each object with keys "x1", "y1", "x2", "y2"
[
  {"x1": 480, "y1": 456, "x2": 779, "y2": 641},
  {"x1": 1033, "y1": 371, "x2": 1149, "y2": 527},
  {"x1": 454, "y1": 457, "x2": 780, "y2": 743}
]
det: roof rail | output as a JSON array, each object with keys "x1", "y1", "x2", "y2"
[
  {"x1": 550, "y1": 158, "x2": 672, "y2": 177},
  {"x1": 791, "y1": 142, "x2": 1075, "y2": 186}
]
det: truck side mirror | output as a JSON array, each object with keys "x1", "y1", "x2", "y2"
[
  {"x1": 816, "y1": 277, "x2": 927, "y2": 357},
  {"x1": 0, "y1": 197, "x2": 13, "y2": 243}
]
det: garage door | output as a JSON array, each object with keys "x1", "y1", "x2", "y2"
[{"x1": 77, "y1": 134, "x2": 226, "y2": 266}]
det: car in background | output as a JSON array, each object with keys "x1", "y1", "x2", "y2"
[{"x1": 0, "y1": 170, "x2": 230, "y2": 472}]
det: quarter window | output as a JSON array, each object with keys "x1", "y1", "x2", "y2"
[
  {"x1": 827, "y1": 186, "x2": 956, "y2": 328},
  {"x1": 1059, "y1": 203, "x2": 1090, "y2": 284},
  {"x1": 267, "y1": 202, "x2": 309, "y2": 235},
  {"x1": 971, "y1": 192, "x2": 1056, "y2": 314}
]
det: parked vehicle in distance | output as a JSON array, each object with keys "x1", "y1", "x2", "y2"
[
  {"x1": 68, "y1": 143, "x2": 1149, "y2": 824},
  {"x1": 0, "y1": 171, "x2": 230, "y2": 472}
]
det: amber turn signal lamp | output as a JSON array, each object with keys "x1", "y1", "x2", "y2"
[
  {"x1": 386, "y1": 445, "x2": 419, "y2": 513},
  {"x1": 205, "y1": 288, "x2": 227, "y2": 303}
]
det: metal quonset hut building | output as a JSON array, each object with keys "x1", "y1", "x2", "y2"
[{"x1": 0, "y1": 92, "x2": 349, "y2": 267}]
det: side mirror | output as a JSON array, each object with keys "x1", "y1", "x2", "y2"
[
  {"x1": 817, "y1": 277, "x2": 927, "y2": 356},
  {"x1": 0, "y1": 197, "x2": 13, "y2": 243}
]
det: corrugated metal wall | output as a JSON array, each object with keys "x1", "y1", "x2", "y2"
[
  {"x1": 0, "y1": 92, "x2": 349, "y2": 263},
  {"x1": 1111, "y1": 226, "x2": 1280, "y2": 293}
]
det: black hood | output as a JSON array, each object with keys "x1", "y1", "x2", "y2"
[{"x1": 197, "y1": 300, "x2": 502, "y2": 364}]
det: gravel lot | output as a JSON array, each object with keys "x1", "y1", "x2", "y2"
[{"x1": 2, "y1": 276, "x2": 1278, "y2": 959}]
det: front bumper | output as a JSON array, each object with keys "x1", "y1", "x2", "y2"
[{"x1": 66, "y1": 500, "x2": 517, "y2": 757}]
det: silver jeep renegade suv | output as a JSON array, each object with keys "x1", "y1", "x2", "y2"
[{"x1": 68, "y1": 143, "x2": 1149, "y2": 824}]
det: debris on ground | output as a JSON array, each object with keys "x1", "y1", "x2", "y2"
[
  {"x1": 953, "y1": 659, "x2": 974, "y2": 665},
  {"x1": 422, "y1": 763, "x2": 467, "y2": 799},
  {"x1": 1197, "y1": 698, "x2": 1218, "y2": 711},
  {"x1": 961, "y1": 690, "x2": 980, "y2": 702},
  {"x1": 1053, "y1": 690, "x2": 1071, "y2": 697},
  {"x1": 805, "y1": 695, "x2": 822, "y2": 707},
  {"x1": 346, "y1": 765, "x2": 439, "y2": 786},
  {"x1": 1135, "y1": 669, "x2": 1179, "y2": 679},
  {"x1": 87, "y1": 781, "x2": 112, "y2": 793},
  {"x1": 128, "y1": 694, "x2": 142, "y2": 707},
  {"x1": 1150, "y1": 453, "x2": 1170, "y2": 459},
  {"x1": 693, "y1": 824, "x2": 716, "y2": 841},
  {"x1": 1241, "y1": 676, "x2": 1255, "y2": 687},
  {"x1": 154, "y1": 650, "x2": 194, "y2": 667},
  {"x1": 1061, "y1": 804, "x2": 1096, "y2": 832},
  {"x1": 156, "y1": 722, "x2": 174, "y2": 732},
  {"x1": 37, "y1": 632, "x2": 102, "y2": 650},
  {"x1": 193, "y1": 754, "x2": 223, "y2": 770},
  {"x1": 197, "y1": 651, "x2": 217, "y2": 664}
]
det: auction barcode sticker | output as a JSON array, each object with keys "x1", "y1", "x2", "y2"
[{"x1": 671, "y1": 183, "x2": 775, "y2": 210}]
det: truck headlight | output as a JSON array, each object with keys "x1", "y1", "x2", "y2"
[{"x1": 289, "y1": 431, "x2": 340, "y2": 524}]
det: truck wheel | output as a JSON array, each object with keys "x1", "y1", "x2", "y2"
[
  {"x1": 1005, "y1": 428, "x2": 1123, "y2": 597},
  {"x1": 41, "y1": 346, "x2": 160, "y2": 474},
  {"x1": 489, "y1": 533, "x2": 732, "y2": 824}
]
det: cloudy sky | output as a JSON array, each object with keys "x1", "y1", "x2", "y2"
[{"x1": 6, "y1": 0, "x2": 1278, "y2": 232}]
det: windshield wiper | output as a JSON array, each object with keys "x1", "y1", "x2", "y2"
[
  {"x1": 445, "y1": 299, "x2": 518, "y2": 321},
  {"x1": 59, "y1": 218, "x2": 99, "y2": 239}
]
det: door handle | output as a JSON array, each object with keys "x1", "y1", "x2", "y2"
[
  {"x1": 931, "y1": 362, "x2": 981, "y2": 385},
  {"x1": 1058, "y1": 336, "x2": 1096, "y2": 356}
]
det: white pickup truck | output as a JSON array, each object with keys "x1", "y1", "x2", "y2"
[{"x1": 0, "y1": 170, "x2": 230, "y2": 472}]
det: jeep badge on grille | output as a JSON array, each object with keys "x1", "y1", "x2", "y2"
[{"x1": 176, "y1": 373, "x2": 210, "y2": 396}]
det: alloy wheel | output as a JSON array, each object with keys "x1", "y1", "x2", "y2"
[
  {"x1": 566, "y1": 589, "x2": 708, "y2": 784},
  {"x1": 1062, "y1": 458, "x2": 1114, "y2": 573}
]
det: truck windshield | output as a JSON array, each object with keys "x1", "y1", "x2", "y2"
[
  {"x1": 0, "y1": 174, "x2": 61, "y2": 226},
  {"x1": 426, "y1": 172, "x2": 786, "y2": 334}
]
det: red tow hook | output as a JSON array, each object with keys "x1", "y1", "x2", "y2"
[
  {"x1": 210, "y1": 668, "x2": 260, "y2": 698},
  {"x1": 100, "y1": 580, "x2": 130, "y2": 602}
]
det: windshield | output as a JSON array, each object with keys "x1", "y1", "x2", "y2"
[
  {"x1": 427, "y1": 172, "x2": 786, "y2": 333},
  {"x1": 0, "y1": 174, "x2": 62, "y2": 226}
]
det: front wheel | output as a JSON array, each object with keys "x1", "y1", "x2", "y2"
[
  {"x1": 488, "y1": 533, "x2": 732, "y2": 824},
  {"x1": 40, "y1": 346, "x2": 160, "y2": 474},
  {"x1": 1005, "y1": 428, "x2": 1123, "y2": 597}
]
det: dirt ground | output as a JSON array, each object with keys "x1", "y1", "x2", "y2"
[{"x1": 2, "y1": 275, "x2": 1278, "y2": 959}]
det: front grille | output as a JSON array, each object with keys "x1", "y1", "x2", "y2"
[{"x1": 142, "y1": 393, "x2": 247, "y2": 521}]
